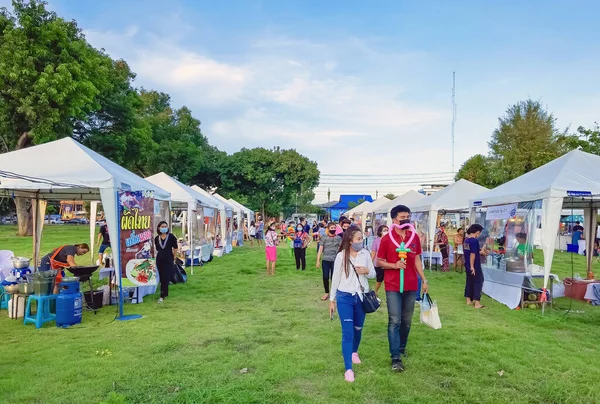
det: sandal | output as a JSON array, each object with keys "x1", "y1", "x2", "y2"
[
  {"x1": 474, "y1": 305, "x2": 487, "y2": 309},
  {"x1": 321, "y1": 294, "x2": 329, "y2": 301}
]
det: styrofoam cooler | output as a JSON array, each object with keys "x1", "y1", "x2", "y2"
[{"x1": 8, "y1": 296, "x2": 25, "y2": 318}]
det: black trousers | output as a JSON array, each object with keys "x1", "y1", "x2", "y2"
[
  {"x1": 157, "y1": 260, "x2": 173, "y2": 298},
  {"x1": 464, "y1": 273, "x2": 483, "y2": 301},
  {"x1": 294, "y1": 247, "x2": 307, "y2": 270},
  {"x1": 322, "y1": 260, "x2": 334, "y2": 293}
]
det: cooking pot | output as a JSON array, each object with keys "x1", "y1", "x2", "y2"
[
  {"x1": 11, "y1": 257, "x2": 31, "y2": 269},
  {"x1": 18, "y1": 281, "x2": 33, "y2": 295},
  {"x1": 4, "y1": 284, "x2": 19, "y2": 294},
  {"x1": 505, "y1": 257, "x2": 526, "y2": 273}
]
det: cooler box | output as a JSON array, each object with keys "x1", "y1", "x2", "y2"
[{"x1": 563, "y1": 278, "x2": 600, "y2": 301}]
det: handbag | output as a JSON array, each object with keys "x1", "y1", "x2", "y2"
[
  {"x1": 420, "y1": 293, "x2": 442, "y2": 329},
  {"x1": 350, "y1": 261, "x2": 380, "y2": 313}
]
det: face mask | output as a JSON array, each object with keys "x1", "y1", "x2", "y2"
[
  {"x1": 351, "y1": 242, "x2": 363, "y2": 251},
  {"x1": 297, "y1": 228, "x2": 302, "y2": 232},
  {"x1": 382, "y1": 231, "x2": 389, "y2": 237},
  {"x1": 398, "y1": 219, "x2": 411, "y2": 226},
  {"x1": 329, "y1": 229, "x2": 336, "y2": 235},
  {"x1": 160, "y1": 227, "x2": 168, "y2": 234}
]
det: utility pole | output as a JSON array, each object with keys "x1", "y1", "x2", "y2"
[{"x1": 451, "y1": 71, "x2": 457, "y2": 174}]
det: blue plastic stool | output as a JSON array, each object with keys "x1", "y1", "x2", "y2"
[
  {"x1": 1, "y1": 286, "x2": 10, "y2": 310},
  {"x1": 566, "y1": 244, "x2": 579, "y2": 253},
  {"x1": 24, "y1": 295, "x2": 57, "y2": 328}
]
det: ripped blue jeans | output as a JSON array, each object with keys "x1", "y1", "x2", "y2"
[{"x1": 335, "y1": 291, "x2": 366, "y2": 370}]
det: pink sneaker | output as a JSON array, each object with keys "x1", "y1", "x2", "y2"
[
  {"x1": 352, "y1": 353, "x2": 362, "y2": 364},
  {"x1": 344, "y1": 369, "x2": 355, "y2": 383}
]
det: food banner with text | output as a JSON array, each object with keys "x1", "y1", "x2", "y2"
[{"x1": 119, "y1": 191, "x2": 157, "y2": 287}]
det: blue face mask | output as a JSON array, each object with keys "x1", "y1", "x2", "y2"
[{"x1": 160, "y1": 227, "x2": 168, "y2": 234}]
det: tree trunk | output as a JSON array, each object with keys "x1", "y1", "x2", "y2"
[
  {"x1": 15, "y1": 197, "x2": 33, "y2": 236},
  {"x1": 15, "y1": 131, "x2": 34, "y2": 236}
]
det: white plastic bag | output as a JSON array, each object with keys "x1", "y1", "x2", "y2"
[{"x1": 420, "y1": 293, "x2": 442, "y2": 330}]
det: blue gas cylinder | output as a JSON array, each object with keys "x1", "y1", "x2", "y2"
[{"x1": 56, "y1": 279, "x2": 82, "y2": 328}]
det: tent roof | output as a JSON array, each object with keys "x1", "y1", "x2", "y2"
[
  {"x1": 471, "y1": 150, "x2": 600, "y2": 208},
  {"x1": 145, "y1": 172, "x2": 218, "y2": 208},
  {"x1": 412, "y1": 179, "x2": 488, "y2": 213},
  {"x1": 331, "y1": 194, "x2": 374, "y2": 209},
  {"x1": 365, "y1": 196, "x2": 392, "y2": 213},
  {"x1": 227, "y1": 198, "x2": 253, "y2": 217},
  {"x1": 212, "y1": 193, "x2": 235, "y2": 211},
  {"x1": 375, "y1": 190, "x2": 426, "y2": 214},
  {"x1": 346, "y1": 201, "x2": 372, "y2": 216},
  {"x1": 0, "y1": 138, "x2": 170, "y2": 200},
  {"x1": 190, "y1": 185, "x2": 228, "y2": 211}
]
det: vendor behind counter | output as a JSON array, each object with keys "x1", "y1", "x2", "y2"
[{"x1": 39, "y1": 243, "x2": 90, "y2": 283}]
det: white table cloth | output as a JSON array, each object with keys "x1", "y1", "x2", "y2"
[
  {"x1": 98, "y1": 267, "x2": 156, "y2": 304},
  {"x1": 578, "y1": 239, "x2": 586, "y2": 255},
  {"x1": 482, "y1": 266, "x2": 538, "y2": 309},
  {"x1": 421, "y1": 251, "x2": 455, "y2": 266},
  {"x1": 584, "y1": 282, "x2": 600, "y2": 302}
]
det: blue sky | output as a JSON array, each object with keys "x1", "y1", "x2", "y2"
[{"x1": 4, "y1": 0, "x2": 599, "y2": 201}]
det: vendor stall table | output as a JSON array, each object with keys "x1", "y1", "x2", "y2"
[
  {"x1": 98, "y1": 268, "x2": 156, "y2": 304},
  {"x1": 421, "y1": 251, "x2": 455, "y2": 269},
  {"x1": 482, "y1": 266, "x2": 555, "y2": 309}
]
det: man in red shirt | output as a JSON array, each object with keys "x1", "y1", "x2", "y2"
[{"x1": 377, "y1": 205, "x2": 429, "y2": 372}]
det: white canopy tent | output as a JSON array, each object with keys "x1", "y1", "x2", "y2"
[
  {"x1": 366, "y1": 197, "x2": 393, "y2": 231},
  {"x1": 227, "y1": 198, "x2": 254, "y2": 245},
  {"x1": 345, "y1": 201, "x2": 372, "y2": 216},
  {"x1": 345, "y1": 201, "x2": 372, "y2": 231},
  {"x1": 0, "y1": 138, "x2": 170, "y2": 318},
  {"x1": 146, "y1": 172, "x2": 219, "y2": 272},
  {"x1": 470, "y1": 149, "x2": 600, "y2": 294},
  {"x1": 190, "y1": 185, "x2": 230, "y2": 254},
  {"x1": 212, "y1": 193, "x2": 235, "y2": 253},
  {"x1": 411, "y1": 179, "x2": 489, "y2": 269},
  {"x1": 375, "y1": 190, "x2": 426, "y2": 225}
]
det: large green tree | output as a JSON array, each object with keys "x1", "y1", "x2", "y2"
[
  {"x1": 486, "y1": 99, "x2": 570, "y2": 186},
  {"x1": 454, "y1": 154, "x2": 493, "y2": 188},
  {"x1": 0, "y1": 0, "x2": 117, "y2": 234},
  {"x1": 218, "y1": 147, "x2": 320, "y2": 217},
  {"x1": 567, "y1": 124, "x2": 600, "y2": 155}
]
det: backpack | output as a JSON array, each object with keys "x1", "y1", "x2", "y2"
[{"x1": 293, "y1": 233, "x2": 304, "y2": 248}]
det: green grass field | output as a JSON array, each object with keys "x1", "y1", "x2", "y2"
[{"x1": 1, "y1": 225, "x2": 600, "y2": 404}]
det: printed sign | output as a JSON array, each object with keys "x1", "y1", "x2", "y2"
[
  {"x1": 118, "y1": 190, "x2": 157, "y2": 286},
  {"x1": 485, "y1": 204, "x2": 518, "y2": 221},
  {"x1": 567, "y1": 190, "x2": 592, "y2": 197}
]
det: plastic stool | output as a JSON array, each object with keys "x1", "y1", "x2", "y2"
[
  {"x1": 24, "y1": 295, "x2": 57, "y2": 328},
  {"x1": 1, "y1": 287, "x2": 10, "y2": 310}
]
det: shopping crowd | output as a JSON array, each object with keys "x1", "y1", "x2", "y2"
[{"x1": 247, "y1": 206, "x2": 487, "y2": 382}]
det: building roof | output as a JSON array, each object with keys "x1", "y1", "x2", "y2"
[{"x1": 331, "y1": 194, "x2": 373, "y2": 210}]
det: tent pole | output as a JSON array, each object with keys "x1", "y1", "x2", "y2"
[{"x1": 32, "y1": 195, "x2": 38, "y2": 270}]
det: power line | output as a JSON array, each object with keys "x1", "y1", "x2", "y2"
[{"x1": 321, "y1": 171, "x2": 455, "y2": 177}]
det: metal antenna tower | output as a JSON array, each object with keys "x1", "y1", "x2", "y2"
[{"x1": 451, "y1": 71, "x2": 457, "y2": 174}]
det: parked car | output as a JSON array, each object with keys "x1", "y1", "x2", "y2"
[
  {"x1": 49, "y1": 218, "x2": 64, "y2": 224},
  {"x1": 65, "y1": 218, "x2": 89, "y2": 225}
]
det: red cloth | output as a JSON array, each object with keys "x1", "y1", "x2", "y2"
[{"x1": 377, "y1": 230, "x2": 422, "y2": 292}]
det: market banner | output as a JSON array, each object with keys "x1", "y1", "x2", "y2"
[
  {"x1": 486, "y1": 203, "x2": 518, "y2": 221},
  {"x1": 118, "y1": 190, "x2": 157, "y2": 286}
]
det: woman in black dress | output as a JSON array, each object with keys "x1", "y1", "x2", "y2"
[{"x1": 155, "y1": 221, "x2": 178, "y2": 303}]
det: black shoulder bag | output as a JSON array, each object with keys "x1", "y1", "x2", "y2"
[{"x1": 350, "y1": 261, "x2": 380, "y2": 313}]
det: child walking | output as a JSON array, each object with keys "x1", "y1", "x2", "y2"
[{"x1": 264, "y1": 224, "x2": 279, "y2": 275}]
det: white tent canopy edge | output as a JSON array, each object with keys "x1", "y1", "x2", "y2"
[{"x1": 469, "y1": 149, "x2": 600, "y2": 293}]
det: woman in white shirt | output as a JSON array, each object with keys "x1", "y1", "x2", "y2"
[{"x1": 329, "y1": 226, "x2": 376, "y2": 383}]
